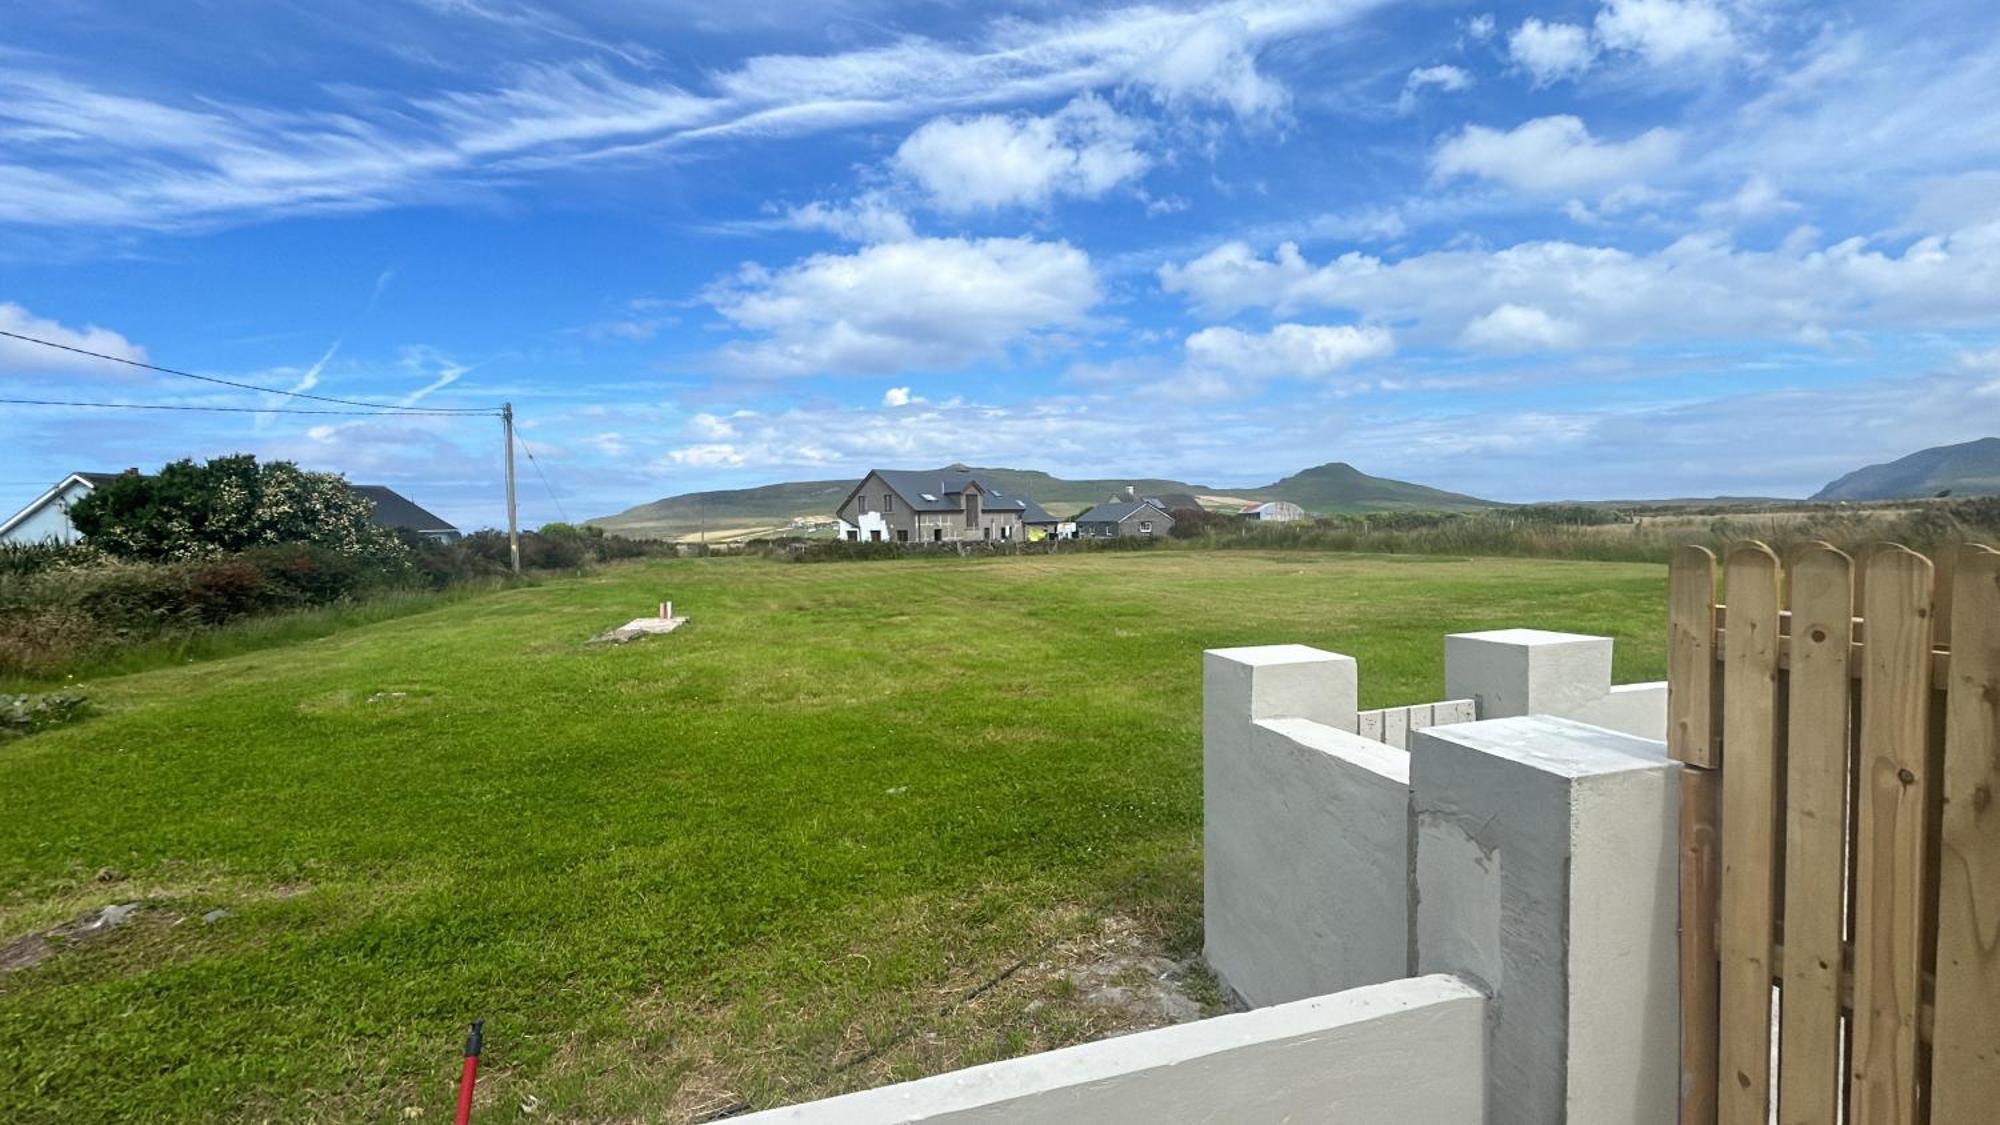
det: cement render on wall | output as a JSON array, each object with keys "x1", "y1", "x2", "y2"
[
  {"x1": 728, "y1": 975, "x2": 1488, "y2": 1125},
  {"x1": 1411, "y1": 716, "x2": 1680, "y2": 1125},
  {"x1": 1445, "y1": 628, "x2": 1669, "y2": 740},
  {"x1": 1204, "y1": 646, "x2": 1420, "y2": 1007}
]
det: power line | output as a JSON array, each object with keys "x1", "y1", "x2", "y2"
[
  {"x1": 0, "y1": 329, "x2": 495, "y2": 414},
  {"x1": 516, "y1": 434, "x2": 570, "y2": 523},
  {"x1": 0, "y1": 396, "x2": 487, "y2": 417}
]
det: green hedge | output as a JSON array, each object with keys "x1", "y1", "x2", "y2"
[{"x1": 0, "y1": 530, "x2": 672, "y2": 677}]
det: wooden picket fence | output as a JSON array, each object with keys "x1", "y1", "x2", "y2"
[{"x1": 1669, "y1": 541, "x2": 2000, "y2": 1125}]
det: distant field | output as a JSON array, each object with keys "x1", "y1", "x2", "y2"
[{"x1": 0, "y1": 551, "x2": 1668, "y2": 1121}]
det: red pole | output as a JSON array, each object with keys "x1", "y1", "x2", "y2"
[{"x1": 454, "y1": 1019, "x2": 483, "y2": 1125}]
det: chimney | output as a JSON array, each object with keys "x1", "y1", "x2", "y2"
[{"x1": 1124, "y1": 485, "x2": 1137, "y2": 500}]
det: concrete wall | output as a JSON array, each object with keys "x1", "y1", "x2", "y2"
[
  {"x1": 1411, "y1": 716, "x2": 1680, "y2": 1125},
  {"x1": 1357, "y1": 698, "x2": 1477, "y2": 750},
  {"x1": 1444, "y1": 628, "x2": 1668, "y2": 740},
  {"x1": 730, "y1": 975, "x2": 1488, "y2": 1125},
  {"x1": 1205, "y1": 645, "x2": 1414, "y2": 1006}
]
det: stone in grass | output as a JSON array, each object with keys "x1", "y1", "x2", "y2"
[{"x1": 202, "y1": 909, "x2": 230, "y2": 925}]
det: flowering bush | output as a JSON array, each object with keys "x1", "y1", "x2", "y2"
[{"x1": 70, "y1": 455, "x2": 407, "y2": 564}]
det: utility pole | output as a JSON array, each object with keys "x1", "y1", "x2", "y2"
[{"x1": 502, "y1": 402, "x2": 520, "y2": 574}]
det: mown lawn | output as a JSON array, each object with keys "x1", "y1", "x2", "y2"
[{"x1": 0, "y1": 550, "x2": 1668, "y2": 1121}]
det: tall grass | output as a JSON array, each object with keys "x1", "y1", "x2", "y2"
[
  {"x1": 0, "y1": 581, "x2": 511, "y2": 689},
  {"x1": 1178, "y1": 498, "x2": 2000, "y2": 564}
]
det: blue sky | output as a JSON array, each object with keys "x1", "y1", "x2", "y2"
[{"x1": 4, "y1": 0, "x2": 1999, "y2": 528}]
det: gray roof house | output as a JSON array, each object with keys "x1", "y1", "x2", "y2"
[
  {"x1": 835, "y1": 467, "x2": 1062, "y2": 543},
  {"x1": 1073, "y1": 494, "x2": 1174, "y2": 538},
  {"x1": 349, "y1": 486, "x2": 460, "y2": 542},
  {"x1": 0, "y1": 471, "x2": 460, "y2": 546}
]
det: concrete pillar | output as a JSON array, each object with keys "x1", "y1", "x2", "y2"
[
  {"x1": 1411, "y1": 715, "x2": 1680, "y2": 1125},
  {"x1": 1206, "y1": 646, "x2": 1409, "y2": 1007},
  {"x1": 1202, "y1": 644, "x2": 1358, "y2": 734},
  {"x1": 1444, "y1": 628, "x2": 1613, "y2": 720}
]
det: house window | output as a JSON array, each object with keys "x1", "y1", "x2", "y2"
[
  {"x1": 932, "y1": 528, "x2": 942, "y2": 542},
  {"x1": 858, "y1": 496, "x2": 869, "y2": 513},
  {"x1": 884, "y1": 494, "x2": 894, "y2": 513},
  {"x1": 896, "y1": 529, "x2": 908, "y2": 542},
  {"x1": 870, "y1": 529, "x2": 882, "y2": 541},
  {"x1": 965, "y1": 492, "x2": 981, "y2": 528},
  {"x1": 1139, "y1": 521, "x2": 1153, "y2": 535},
  {"x1": 983, "y1": 526, "x2": 991, "y2": 540}
]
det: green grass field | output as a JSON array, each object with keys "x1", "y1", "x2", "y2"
[{"x1": 0, "y1": 551, "x2": 1668, "y2": 1122}]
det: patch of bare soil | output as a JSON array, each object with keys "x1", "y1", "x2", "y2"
[{"x1": 0, "y1": 901, "x2": 143, "y2": 973}]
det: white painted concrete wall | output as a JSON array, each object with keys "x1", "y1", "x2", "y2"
[
  {"x1": 1205, "y1": 646, "x2": 1420, "y2": 1006},
  {"x1": 1411, "y1": 716, "x2": 1680, "y2": 1125},
  {"x1": 730, "y1": 975, "x2": 1488, "y2": 1124},
  {"x1": 837, "y1": 511, "x2": 893, "y2": 541},
  {"x1": 1444, "y1": 628, "x2": 1668, "y2": 740}
]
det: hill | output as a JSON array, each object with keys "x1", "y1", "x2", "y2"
[
  {"x1": 1258, "y1": 462, "x2": 1492, "y2": 513},
  {"x1": 1811, "y1": 437, "x2": 2000, "y2": 501},
  {"x1": 591, "y1": 461, "x2": 1496, "y2": 540}
]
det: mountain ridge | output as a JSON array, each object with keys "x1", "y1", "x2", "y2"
[
  {"x1": 1811, "y1": 437, "x2": 2000, "y2": 501},
  {"x1": 589, "y1": 461, "x2": 1496, "y2": 538}
]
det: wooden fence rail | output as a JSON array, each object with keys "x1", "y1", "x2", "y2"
[{"x1": 1670, "y1": 541, "x2": 2000, "y2": 1125}]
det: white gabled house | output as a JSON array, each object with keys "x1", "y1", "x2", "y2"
[
  {"x1": 0, "y1": 471, "x2": 128, "y2": 545},
  {"x1": 0, "y1": 471, "x2": 462, "y2": 546}
]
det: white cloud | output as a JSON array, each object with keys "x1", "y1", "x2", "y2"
[
  {"x1": 1160, "y1": 218, "x2": 2000, "y2": 351},
  {"x1": 1465, "y1": 14, "x2": 1497, "y2": 41},
  {"x1": 784, "y1": 194, "x2": 916, "y2": 243},
  {"x1": 1184, "y1": 322, "x2": 1394, "y2": 380},
  {"x1": 1594, "y1": 0, "x2": 1736, "y2": 67},
  {"x1": 0, "y1": 302, "x2": 147, "y2": 375},
  {"x1": 688, "y1": 412, "x2": 739, "y2": 439},
  {"x1": 892, "y1": 95, "x2": 1150, "y2": 213},
  {"x1": 580, "y1": 431, "x2": 630, "y2": 456},
  {"x1": 882, "y1": 386, "x2": 918, "y2": 407},
  {"x1": 1698, "y1": 174, "x2": 1799, "y2": 223},
  {"x1": 0, "y1": 1, "x2": 1376, "y2": 229},
  {"x1": 1137, "y1": 14, "x2": 1290, "y2": 121},
  {"x1": 707, "y1": 236, "x2": 1099, "y2": 376},
  {"x1": 1507, "y1": 19, "x2": 1597, "y2": 85},
  {"x1": 1432, "y1": 115, "x2": 1682, "y2": 194},
  {"x1": 1397, "y1": 64, "x2": 1473, "y2": 113},
  {"x1": 664, "y1": 443, "x2": 745, "y2": 467},
  {"x1": 1460, "y1": 304, "x2": 1583, "y2": 351}
]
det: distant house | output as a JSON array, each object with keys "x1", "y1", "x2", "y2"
[
  {"x1": 834, "y1": 467, "x2": 1058, "y2": 543},
  {"x1": 0, "y1": 471, "x2": 127, "y2": 545},
  {"x1": 1018, "y1": 497, "x2": 1074, "y2": 541},
  {"x1": 0, "y1": 471, "x2": 461, "y2": 546},
  {"x1": 348, "y1": 486, "x2": 461, "y2": 543},
  {"x1": 1074, "y1": 489, "x2": 1174, "y2": 538},
  {"x1": 1241, "y1": 500, "x2": 1307, "y2": 522}
]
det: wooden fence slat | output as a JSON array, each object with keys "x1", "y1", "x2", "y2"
[
  {"x1": 1682, "y1": 765, "x2": 1723, "y2": 1125},
  {"x1": 1778, "y1": 544, "x2": 1854, "y2": 1125},
  {"x1": 1931, "y1": 545, "x2": 2000, "y2": 1124},
  {"x1": 1719, "y1": 542, "x2": 1784, "y2": 1124},
  {"x1": 1850, "y1": 545, "x2": 1936, "y2": 1125},
  {"x1": 1673, "y1": 544, "x2": 1721, "y2": 768}
]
